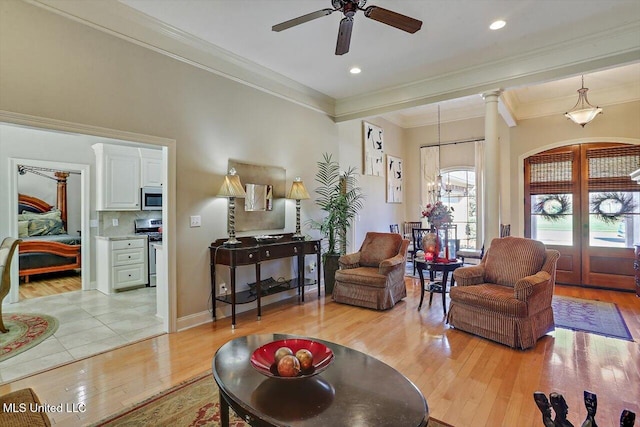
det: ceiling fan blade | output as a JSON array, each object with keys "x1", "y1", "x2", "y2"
[
  {"x1": 335, "y1": 16, "x2": 354, "y2": 55},
  {"x1": 364, "y1": 6, "x2": 422, "y2": 33},
  {"x1": 272, "y1": 8, "x2": 335, "y2": 32}
]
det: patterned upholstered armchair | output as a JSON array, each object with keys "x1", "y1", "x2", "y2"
[
  {"x1": 333, "y1": 232, "x2": 409, "y2": 310},
  {"x1": 447, "y1": 236, "x2": 560, "y2": 349}
]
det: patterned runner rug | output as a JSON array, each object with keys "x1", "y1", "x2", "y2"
[
  {"x1": 552, "y1": 295, "x2": 633, "y2": 341},
  {"x1": 0, "y1": 313, "x2": 59, "y2": 363},
  {"x1": 93, "y1": 372, "x2": 453, "y2": 426}
]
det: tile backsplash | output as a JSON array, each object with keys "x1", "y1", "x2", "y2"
[{"x1": 98, "y1": 211, "x2": 161, "y2": 236}]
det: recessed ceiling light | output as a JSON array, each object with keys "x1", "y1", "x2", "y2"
[
  {"x1": 490, "y1": 20, "x2": 506, "y2": 30},
  {"x1": 350, "y1": 67, "x2": 361, "y2": 74}
]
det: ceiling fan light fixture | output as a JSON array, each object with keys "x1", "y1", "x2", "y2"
[
  {"x1": 273, "y1": 0, "x2": 422, "y2": 55},
  {"x1": 564, "y1": 75, "x2": 603, "y2": 127},
  {"x1": 349, "y1": 66, "x2": 361, "y2": 74},
  {"x1": 489, "y1": 20, "x2": 506, "y2": 30}
]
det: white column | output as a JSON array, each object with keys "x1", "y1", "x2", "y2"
[{"x1": 482, "y1": 90, "x2": 502, "y2": 248}]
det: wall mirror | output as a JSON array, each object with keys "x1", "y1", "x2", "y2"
[
  {"x1": 229, "y1": 160, "x2": 285, "y2": 231},
  {"x1": 244, "y1": 184, "x2": 273, "y2": 211}
]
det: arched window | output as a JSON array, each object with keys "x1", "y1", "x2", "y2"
[{"x1": 440, "y1": 169, "x2": 476, "y2": 249}]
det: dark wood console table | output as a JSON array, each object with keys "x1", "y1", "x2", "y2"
[{"x1": 210, "y1": 233, "x2": 322, "y2": 328}]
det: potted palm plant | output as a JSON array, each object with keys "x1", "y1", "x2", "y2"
[{"x1": 308, "y1": 153, "x2": 364, "y2": 294}]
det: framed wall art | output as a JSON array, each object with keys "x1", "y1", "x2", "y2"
[
  {"x1": 386, "y1": 154, "x2": 403, "y2": 203},
  {"x1": 363, "y1": 121, "x2": 384, "y2": 176}
]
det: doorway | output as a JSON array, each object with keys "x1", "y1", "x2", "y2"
[
  {"x1": 16, "y1": 161, "x2": 84, "y2": 300},
  {"x1": 524, "y1": 143, "x2": 639, "y2": 291},
  {"x1": 1, "y1": 114, "x2": 176, "y2": 335}
]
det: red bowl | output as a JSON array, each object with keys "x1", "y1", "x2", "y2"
[{"x1": 250, "y1": 338, "x2": 334, "y2": 379}]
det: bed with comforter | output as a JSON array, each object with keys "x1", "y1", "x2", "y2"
[{"x1": 18, "y1": 193, "x2": 81, "y2": 282}]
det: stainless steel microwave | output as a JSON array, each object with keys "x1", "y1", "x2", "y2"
[{"x1": 141, "y1": 186, "x2": 163, "y2": 211}]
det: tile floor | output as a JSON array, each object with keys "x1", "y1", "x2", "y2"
[{"x1": 0, "y1": 287, "x2": 164, "y2": 384}]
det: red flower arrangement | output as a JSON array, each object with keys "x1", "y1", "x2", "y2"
[{"x1": 421, "y1": 201, "x2": 454, "y2": 228}]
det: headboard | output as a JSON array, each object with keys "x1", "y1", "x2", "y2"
[
  {"x1": 18, "y1": 194, "x2": 53, "y2": 214},
  {"x1": 17, "y1": 171, "x2": 69, "y2": 227}
]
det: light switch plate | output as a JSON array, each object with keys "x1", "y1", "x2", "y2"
[
  {"x1": 112, "y1": 218, "x2": 119, "y2": 226},
  {"x1": 190, "y1": 215, "x2": 201, "y2": 227}
]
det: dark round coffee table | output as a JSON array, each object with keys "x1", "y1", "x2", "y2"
[
  {"x1": 213, "y1": 333, "x2": 429, "y2": 427},
  {"x1": 415, "y1": 258, "x2": 463, "y2": 315}
]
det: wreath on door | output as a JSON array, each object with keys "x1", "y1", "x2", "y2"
[
  {"x1": 590, "y1": 192, "x2": 635, "y2": 224},
  {"x1": 534, "y1": 195, "x2": 571, "y2": 222}
]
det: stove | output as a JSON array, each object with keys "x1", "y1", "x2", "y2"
[
  {"x1": 134, "y1": 218, "x2": 162, "y2": 286},
  {"x1": 134, "y1": 218, "x2": 162, "y2": 241}
]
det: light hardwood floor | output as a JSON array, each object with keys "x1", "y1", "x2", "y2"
[
  {"x1": 19, "y1": 272, "x2": 81, "y2": 300},
  {"x1": 1, "y1": 278, "x2": 638, "y2": 427}
]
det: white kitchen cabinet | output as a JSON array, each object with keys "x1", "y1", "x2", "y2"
[
  {"x1": 96, "y1": 236, "x2": 148, "y2": 294},
  {"x1": 139, "y1": 148, "x2": 163, "y2": 187},
  {"x1": 93, "y1": 143, "x2": 141, "y2": 211}
]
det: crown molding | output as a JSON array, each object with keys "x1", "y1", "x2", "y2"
[
  {"x1": 24, "y1": 1, "x2": 640, "y2": 124},
  {"x1": 334, "y1": 22, "x2": 640, "y2": 122},
  {"x1": 28, "y1": 0, "x2": 336, "y2": 116}
]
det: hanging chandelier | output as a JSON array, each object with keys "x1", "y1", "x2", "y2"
[{"x1": 564, "y1": 75, "x2": 602, "y2": 127}]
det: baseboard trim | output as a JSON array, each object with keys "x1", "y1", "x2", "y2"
[
  {"x1": 177, "y1": 311, "x2": 214, "y2": 332},
  {"x1": 176, "y1": 286, "x2": 322, "y2": 332}
]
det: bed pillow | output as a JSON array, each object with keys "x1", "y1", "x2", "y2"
[
  {"x1": 21, "y1": 209, "x2": 66, "y2": 236},
  {"x1": 18, "y1": 220, "x2": 29, "y2": 238},
  {"x1": 28, "y1": 218, "x2": 65, "y2": 236},
  {"x1": 20, "y1": 209, "x2": 63, "y2": 220}
]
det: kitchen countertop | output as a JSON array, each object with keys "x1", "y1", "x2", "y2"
[{"x1": 95, "y1": 235, "x2": 148, "y2": 241}]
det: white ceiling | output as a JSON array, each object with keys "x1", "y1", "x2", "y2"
[{"x1": 35, "y1": 0, "x2": 640, "y2": 125}]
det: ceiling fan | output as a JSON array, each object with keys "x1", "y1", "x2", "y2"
[{"x1": 272, "y1": 0, "x2": 422, "y2": 55}]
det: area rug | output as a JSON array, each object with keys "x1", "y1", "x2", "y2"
[
  {"x1": 0, "y1": 313, "x2": 59, "y2": 363},
  {"x1": 552, "y1": 296, "x2": 633, "y2": 341},
  {"x1": 93, "y1": 372, "x2": 453, "y2": 426},
  {"x1": 405, "y1": 260, "x2": 440, "y2": 279}
]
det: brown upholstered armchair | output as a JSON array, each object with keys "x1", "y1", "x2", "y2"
[
  {"x1": 332, "y1": 232, "x2": 409, "y2": 310},
  {"x1": 447, "y1": 236, "x2": 560, "y2": 349}
]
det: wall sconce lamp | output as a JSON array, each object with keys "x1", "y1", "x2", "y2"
[
  {"x1": 287, "y1": 177, "x2": 310, "y2": 240},
  {"x1": 564, "y1": 75, "x2": 603, "y2": 127},
  {"x1": 217, "y1": 168, "x2": 246, "y2": 246}
]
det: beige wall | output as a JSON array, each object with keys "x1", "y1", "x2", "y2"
[
  {"x1": 0, "y1": 0, "x2": 338, "y2": 319},
  {"x1": 338, "y1": 117, "x2": 406, "y2": 251}
]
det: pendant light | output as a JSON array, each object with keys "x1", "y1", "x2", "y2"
[{"x1": 564, "y1": 75, "x2": 603, "y2": 127}]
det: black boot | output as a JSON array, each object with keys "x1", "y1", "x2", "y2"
[
  {"x1": 580, "y1": 390, "x2": 598, "y2": 427},
  {"x1": 621, "y1": 410, "x2": 636, "y2": 427},
  {"x1": 533, "y1": 392, "x2": 555, "y2": 427},
  {"x1": 550, "y1": 392, "x2": 574, "y2": 427}
]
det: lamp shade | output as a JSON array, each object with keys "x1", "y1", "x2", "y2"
[
  {"x1": 217, "y1": 168, "x2": 246, "y2": 198},
  {"x1": 287, "y1": 177, "x2": 310, "y2": 200},
  {"x1": 564, "y1": 76, "x2": 602, "y2": 127},
  {"x1": 564, "y1": 106, "x2": 603, "y2": 127}
]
